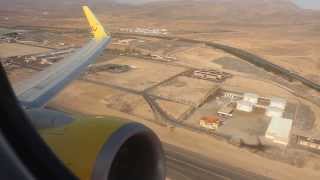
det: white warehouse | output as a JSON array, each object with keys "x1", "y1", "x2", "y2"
[
  {"x1": 265, "y1": 106, "x2": 284, "y2": 118},
  {"x1": 236, "y1": 100, "x2": 254, "y2": 112},
  {"x1": 270, "y1": 97, "x2": 287, "y2": 110},
  {"x1": 243, "y1": 93, "x2": 259, "y2": 104},
  {"x1": 265, "y1": 117, "x2": 293, "y2": 146}
]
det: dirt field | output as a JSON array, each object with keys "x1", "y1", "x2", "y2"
[
  {"x1": 2, "y1": 2, "x2": 320, "y2": 178},
  {"x1": 149, "y1": 76, "x2": 219, "y2": 107},
  {"x1": 85, "y1": 57, "x2": 187, "y2": 91},
  {"x1": 213, "y1": 56, "x2": 268, "y2": 78},
  {"x1": 187, "y1": 25, "x2": 320, "y2": 84},
  {"x1": 171, "y1": 45, "x2": 233, "y2": 69},
  {"x1": 135, "y1": 38, "x2": 189, "y2": 55},
  {"x1": 48, "y1": 80, "x2": 320, "y2": 180},
  {"x1": 223, "y1": 76, "x2": 295, "y2": 100},
  {"x1": 0, "y1": 43, "x2": 50, "y2": 58},
  {"x1": 50, "y1": 80, "x2": 155, "y2": 121},
  {"x1": 216, "y1": 109, "x2": 270, "y2": 144},
  {"x1": 6, "y1": 67, "x2": 37, "y2": 84},
  {"x1": 101, "y1": 92, "x2": 155, "y2": 121},
  {"x1": 185, "y1": 97, "x2": 221, "y2": 125},
  {"x1": 156, "y1": 99, "x2": 193, "y2": 121}
]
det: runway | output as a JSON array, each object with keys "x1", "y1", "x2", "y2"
[{"x1": 164, "y1": 144, "x2": 271, "y2": 180}]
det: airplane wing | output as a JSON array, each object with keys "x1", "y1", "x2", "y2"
[{"x1": 14, "y1": 6, "x2": 112, "y2": 109}]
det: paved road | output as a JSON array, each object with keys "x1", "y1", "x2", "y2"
[{"x1": 164, "y1": 144, "x2": 271, "y2": 180}]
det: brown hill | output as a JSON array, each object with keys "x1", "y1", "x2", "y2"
[
  {"x1": 123, "y1": 0, "x2": 310, "y2": 24},
  {"x1": 1, "y1": 0, "x2": 320, "y2": 24}
]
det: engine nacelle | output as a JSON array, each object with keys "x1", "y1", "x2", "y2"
[{"x1": 27, "y1": 109, "x2": 166, "y2": 180}]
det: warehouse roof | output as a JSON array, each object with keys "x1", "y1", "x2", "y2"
[
  {"x1": 243, "y1": 93, "x2": 259, "y2": 104},
  {"x1": 266, "y1": 106, "x2": 284, "y2": 117},
  {"x1": 270, "y1": 97, "x2": 287, "y2": 110},
  {"x1": 265, "y1": 117, "x2": 292, "y2": 143}
]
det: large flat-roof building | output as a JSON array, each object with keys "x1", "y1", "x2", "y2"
[
  {"x1": 218, "y1": 106, "x2": 234, "y2": 117},
  {"x1": 265, "y1": 117, "x2": 293, "y2": 146},
  {"x1": 243, "y1": 93, "x2": 259, "y2": 104},
  {"x1": 236, "y1": 100, "x2": 253, "y2": 112},
  {"x1": 265, "y1": 106, "x2": 284, "y2": 118},
  {"x1": 270, "y1": 97, "x2": 287, "y2": 110}
]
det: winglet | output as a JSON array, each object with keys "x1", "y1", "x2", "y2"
[{"x1": 82, "y1": 6, "x2": 108, "y2": 40}]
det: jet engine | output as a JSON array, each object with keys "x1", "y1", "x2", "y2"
[{"x1": 27, "y1": 109, "x2": 166, "y2": 180}]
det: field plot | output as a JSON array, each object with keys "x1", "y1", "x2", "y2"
[
  {"x1": 149, "y1": 76, "x2": 219, "y2": 107},
  {"x1": 0, "y1": 28, "x2": 17, "y2": 35},
  {"x1": 185, "y1": 97, "x2": 222, "y2": 126},
  {"x1": 213, "y1": 56, "x2": 268, "y2": 77},
  {"x1": 136, "y1": 39, "x2": 192, "y2": 56},
  {"x1": 264, "y1": 55, "x2": 320, "y2": 82},
  {"x1": 86, "y1": 57, "x2": 187, "y2": 91},
  {"x1": 216, "y1": 109, "x2": 270, "y2": 143},
  {"x1": 0, "y1": 43, "x2": 50, "y2": 58},
  {"x1": 50, "y1": 80, "x2": 155, "y2": 120},
  {"x1": 101, "y1": 92, "x2": 155, "y2": 120},
  {"x1": 7, "y1": 67, "x2": 37, "y2": 84},
  {"x1": 156, "y1": 99, "x2": 193, "y2": 121},
  {"x1": 172, "y1": 45, "x2": 235, "y2": 69},
  {"x1": 223, "y1": 76, "x2": 295, "y2": 99}
]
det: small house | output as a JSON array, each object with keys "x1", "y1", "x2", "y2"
[{"x1": 200, "y1": 116, "x2": 221, "y2": 130}]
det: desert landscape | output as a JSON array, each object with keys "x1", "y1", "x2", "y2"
[{"x1": 1, "y1": 0, "x2": 320, "y2": 179}]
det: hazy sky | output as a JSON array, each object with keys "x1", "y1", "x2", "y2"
[{"x1": 294, "y1": 0, "x2": 320, "y2": 9}]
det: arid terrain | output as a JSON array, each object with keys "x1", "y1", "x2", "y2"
[{"x1": 1, "y1": 0, "x2": 320, "y2": 179}]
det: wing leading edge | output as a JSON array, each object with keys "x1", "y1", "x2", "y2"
[{"x1": 14, "y1": 6, "x2": 111, "y2": 109}]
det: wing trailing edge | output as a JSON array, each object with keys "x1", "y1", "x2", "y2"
[{"x1": 14, "y1": 6, "x2": 112, "y2": 108}]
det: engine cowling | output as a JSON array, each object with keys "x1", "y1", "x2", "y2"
[{"x1": 28, "y1": 110, "x2": 166, "y2": 180}]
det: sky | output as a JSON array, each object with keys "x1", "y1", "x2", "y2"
[{"x1": 294, "y1": 0, "x2": 320, "y2": 10}]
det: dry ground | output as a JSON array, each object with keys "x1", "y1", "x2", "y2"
[
  {"x1": 50, "y1": 80, "x2": 155, "y2": 121},
  {"x1": 86, "y1": 57, "x2": 187, "y2": 91},
  {"x1": 7, "y1": 67, "x2": 37, "y2": 84},
  {"x1": 0, "y1": 43, "x2": 50, "y2": 58},
  {"x1": 148, "y1": 76, "x2": 219, "y2": 107},
  {"x1": 171, "y1": 45, "x2": 235, "y2": 69},
  {"x1": 3, "y1": 6, "x2": 320, "y2": 179},
  {"x1": 183, "y1": 25, "x2": 320, "y2": 84},
  {"x1": 222, "y1": 76, "x2": 296, "y2": 100},
  {"x1": 46, "y1": 80, "x2": 320, "y2": 180},
  {"x1": 156, "y1": 99, "x2": 193, "y2": 121}
]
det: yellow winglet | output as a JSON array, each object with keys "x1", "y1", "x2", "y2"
[{"x1": 82, "y1": 6, "x2": 108, "y2": 40}]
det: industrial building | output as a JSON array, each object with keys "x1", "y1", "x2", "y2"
[
  {"x1": 214, "y1": 90, "x2": 296, "y2": 148},
  {"x1": 200, "y1": 116, "x2": 221, "y2": 130},
  {"x1": 119, "y1": 27, "x2": 168, "y2": 35},
  {"x1": 270, "y1": 97, "x2": 287, "y2": 110},
  {"x1": 217, "y1": 106, "x2": 234, "y2": 118},
  {"x1": 265, "y1": 106, "x2": 284, "y2": 118},
  {"x1": 223, "y1": 92, "x2": 242, "y2": 100},
  {"x1": 243, "y1": 93, "x2": 259, "y2": 104},
  {"x1": 265, "y1": 117, "x2": 293, "y2": 146},
  {"x1": 236, "y1": 100, "x2": 253, "y2": 112},
  {"x1": 297, "y1": 136, "x2": 320, "y2": 150}
]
